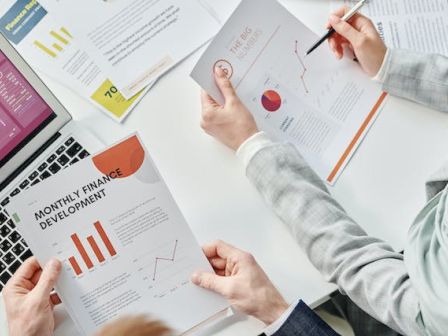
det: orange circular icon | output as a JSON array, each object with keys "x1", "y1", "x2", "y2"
[{"x1": 213, "y1": 59, "x2": 233, "y2": 79}]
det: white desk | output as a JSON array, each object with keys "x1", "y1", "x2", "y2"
[{"x1": 2, "y1": 0, "x2": 448, "y2": 335}]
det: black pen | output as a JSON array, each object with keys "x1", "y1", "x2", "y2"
[{"x1": 306, "y1": 0, "x2": 367, "y2": 56}]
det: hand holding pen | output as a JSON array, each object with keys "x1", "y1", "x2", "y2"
[
  {"x1": 317, "y1": 5, "x2": 387, "y2": 77},
  {"x1": 306, "y1": 0, "x2": 367, "y2": 56}
]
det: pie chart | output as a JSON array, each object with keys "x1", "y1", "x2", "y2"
[{"x1": 261, "y1": 90, "x2": 282, "y2": 112}]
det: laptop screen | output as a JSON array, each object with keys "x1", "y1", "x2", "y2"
[{"x1": 0, "y1": 50, "x2": 56, "y2": 164}]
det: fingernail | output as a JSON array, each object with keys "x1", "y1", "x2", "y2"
[
  {"x1": 191, "y1": 272, "x2": 200, "y2": 285},
  {"x1": 49, "y1": 258, "x2": 61, "y2": 270},
  {"x1": 215, "y1": 66, "x2": 224, "y2": 77}
]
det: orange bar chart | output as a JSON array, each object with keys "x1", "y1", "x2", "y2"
[
  {"x1": 71, "y1": 233, "x2": 94, "y2": 269},
  {"x1": 94, "y1": 221, "x2": 117, "y2": 256},
  {"x1": 87, "y1": 235, "x2": 105, "y2": 263},
  {"x1": 69, "y1": 256, "x2": 82, "y2": 276},
  {"x1": 68, "y1": 221, "x2": 117, "y2": 276}
]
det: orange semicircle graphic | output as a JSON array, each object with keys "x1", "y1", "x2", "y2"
[{"x1": 92, "y1": 135, "x2": 145, "y2": 178}]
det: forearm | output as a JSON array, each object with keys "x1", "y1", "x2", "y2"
[
  {"x1": 241, "y1": 138, "x2": 422, "y2": 335},
  {"x1": 380, "y1": 49, "x2": 448, "y2": 113}
]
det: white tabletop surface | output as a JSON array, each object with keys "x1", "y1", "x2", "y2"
[{"x1": 2, "y1": 0, "x2": 448, "y2": 335}]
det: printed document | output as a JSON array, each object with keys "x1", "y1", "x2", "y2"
[
  {"x1": 39, "y1": 0, "x2": 221, "y2": 99},
  {"x1": 0, "y1": 0, "x2": 148, "y2": 122},
  {"x1": 191, "y1": 0, "x2": 386, "y2": 184},
  {"x1": 201, "y1": 0, "x2": 240, "y2": 24},
  {"x1": 7, "y1": 134, "x2": 228, "y2": 335},
  {"x1": 332, "y1": 0, "x2": 448, "y2": 55}
]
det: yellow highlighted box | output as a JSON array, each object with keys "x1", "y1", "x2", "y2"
[{"x1": 91, "y1": 79, "x2": 142, "y2": 118}]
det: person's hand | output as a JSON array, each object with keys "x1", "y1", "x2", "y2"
[
  {"x1": 3, "y1": 257, "x2": 62, "y2": 336},
  {"x1": 200, "y1": 67, "x2": 259, "y2": 151},
  {"x1": 327, "y1": 6, "x2": 387, "y2": 77},
  {"x1": 191, "y1": 240, "x2": 288, "y2": 325},
  {"x1": 96, "y1": 315, "x2": 172, "y2": 336}
]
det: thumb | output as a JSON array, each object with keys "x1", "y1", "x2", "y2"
[
  {"x1": 329, "y1": 15, "x2": 362, "y2": 45},
  {"x1": 34, "y1": 259, "x2": 61, "y2": 299},
  {"x1": 191, "y1": 271, "x2": 228, "y2": 295},
  {"x1": 214, "y1": 67, "x2": 237, "y2": 102}
]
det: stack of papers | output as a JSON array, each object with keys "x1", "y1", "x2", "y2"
[{"x1": 0, "y1": 0, "x2": 229, "y2": 122}]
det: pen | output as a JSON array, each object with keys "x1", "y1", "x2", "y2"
[{"x1": 306, "y1": 0, "x2": 367, "y2": 56}]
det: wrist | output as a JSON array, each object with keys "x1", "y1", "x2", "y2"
[
  {"x1": 372, "y1": 48, "x2": 390, "y2": 83},
  {"x1": 234, "y1": 127, "x2": 259, "y2": 151},
  {"x1": 9, "y1": 324, "x2": 30, "y2": 336},
  {"x1": 258, "y1": 297, "x2": 289, "y2": 325},
  {"x1": 9, "y1": 321, "x2": 41, "y2": 336}
]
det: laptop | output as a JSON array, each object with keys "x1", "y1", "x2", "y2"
[{"x1": 0, "y1": 31, "x2": 104, "y2": 296}]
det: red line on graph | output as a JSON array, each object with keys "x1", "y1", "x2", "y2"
[
  {"x1": 294, "y1": 40, "x2": 309, "y2": 94},
  {"x1": 152, "y1": 240, "x2": 178, "y2": 281}
]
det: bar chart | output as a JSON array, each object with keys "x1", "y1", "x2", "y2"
[
  {"x1": 68, "y1": 221, "x2": 117, "y2": 276},
  {"x1": 34, "y1": 27, "x2": 73, "y2": 58}
]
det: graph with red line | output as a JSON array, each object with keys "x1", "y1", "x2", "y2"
[
  {"x1": 132, "y1": 238, "x2": 193, "y2": 298},
  {"x1": 294, "y1": 40, "x2": 309, "y2": 94},
  {"x1": 152, "y1": 239, "x2": 178, "y2": 281}
]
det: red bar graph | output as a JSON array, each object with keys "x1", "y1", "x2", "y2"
[
  {"x1": 68, "y1": 221, "x2": 117, "y2": 277},
  {"x1": 87, "y1": 235, "x2": 105, "y2": 263},
  {"x1": 69, "y1": 256, "x2": 82, "y2": 276},
  {"x1": 94, "y1": 221, "x2": 117, "y2": 257},
  {"x1": 71, "y1": 233, "x2": 94, "y2": 269}
]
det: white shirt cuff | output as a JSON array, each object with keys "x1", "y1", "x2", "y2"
[
  {"x1": 372, "y1": 48, "x2": 391, "y2": 83},
  {"x1": 263, "y1": 299, "x2": 300, "y2": 336},
  {"x1": 236, "y1": 131, "x2": 274, "y2": 169}
]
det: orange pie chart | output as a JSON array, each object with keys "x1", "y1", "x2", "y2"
[{"x1": 261, "y1": 90, "x2": 282, "y2": 112}]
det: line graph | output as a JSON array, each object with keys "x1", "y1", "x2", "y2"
[
  {"x1": 132, "y1": 238, "x2": 195, "y2": 298},
  {"x1": 152, "y1": 239, "x2": 178, "y2": 281},
  {"x1": 294, "y1": 40, "x2": 309, "y2": 94}
]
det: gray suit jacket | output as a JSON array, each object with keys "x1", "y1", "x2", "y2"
[{"x1": 245, "y1": 50, "x2": 448, "y2": 336}]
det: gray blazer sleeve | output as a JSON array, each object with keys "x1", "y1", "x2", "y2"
[
  {"x1": 246, "y1": 143, "x2": 424, "y2": 336},
  {"x1": 383, "y1": 49, "x2": 448, "y2": 113}
]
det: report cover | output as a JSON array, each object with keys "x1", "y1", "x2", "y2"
[{"x1": 7, "y1": 134, "x2": 228, "y2": 335}]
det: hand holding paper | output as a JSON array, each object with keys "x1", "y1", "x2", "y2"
[
  {"x1": 7, "y1": 134, "x2": 228, "y2": 335},
  {"x1": 201, "y1": 67, "x2": 259, "y2": 151},
  {"x1": 192, "y1": 0, "x2": 386, "y2": 184},
  {"x1": 3, "y1": 257, "x2": 62, "y2": 336}
]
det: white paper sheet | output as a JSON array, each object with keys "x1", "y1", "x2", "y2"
[
  {"x1": 200, "y1": 0, "x2": 241, "y2": 24},
  {"x1": 39, "y1": 0, "x2": 222, "y2": 99},
  {"x1": 7, "y1": 134, "x2": 228, "y2": 335},
  {"x1": 191, "y1": 0, "x2": 386, "y2": 185},
  {"x1": 0, "y1": 0, "x2": 150, "y2": 122},
  {"x1": 331, "y1": 0, "x2": 448, "y2": 55}
]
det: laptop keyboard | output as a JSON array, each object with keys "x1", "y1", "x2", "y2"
[{"x1": 0, "y1": 136, "x2": 90, "y2": 292}]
